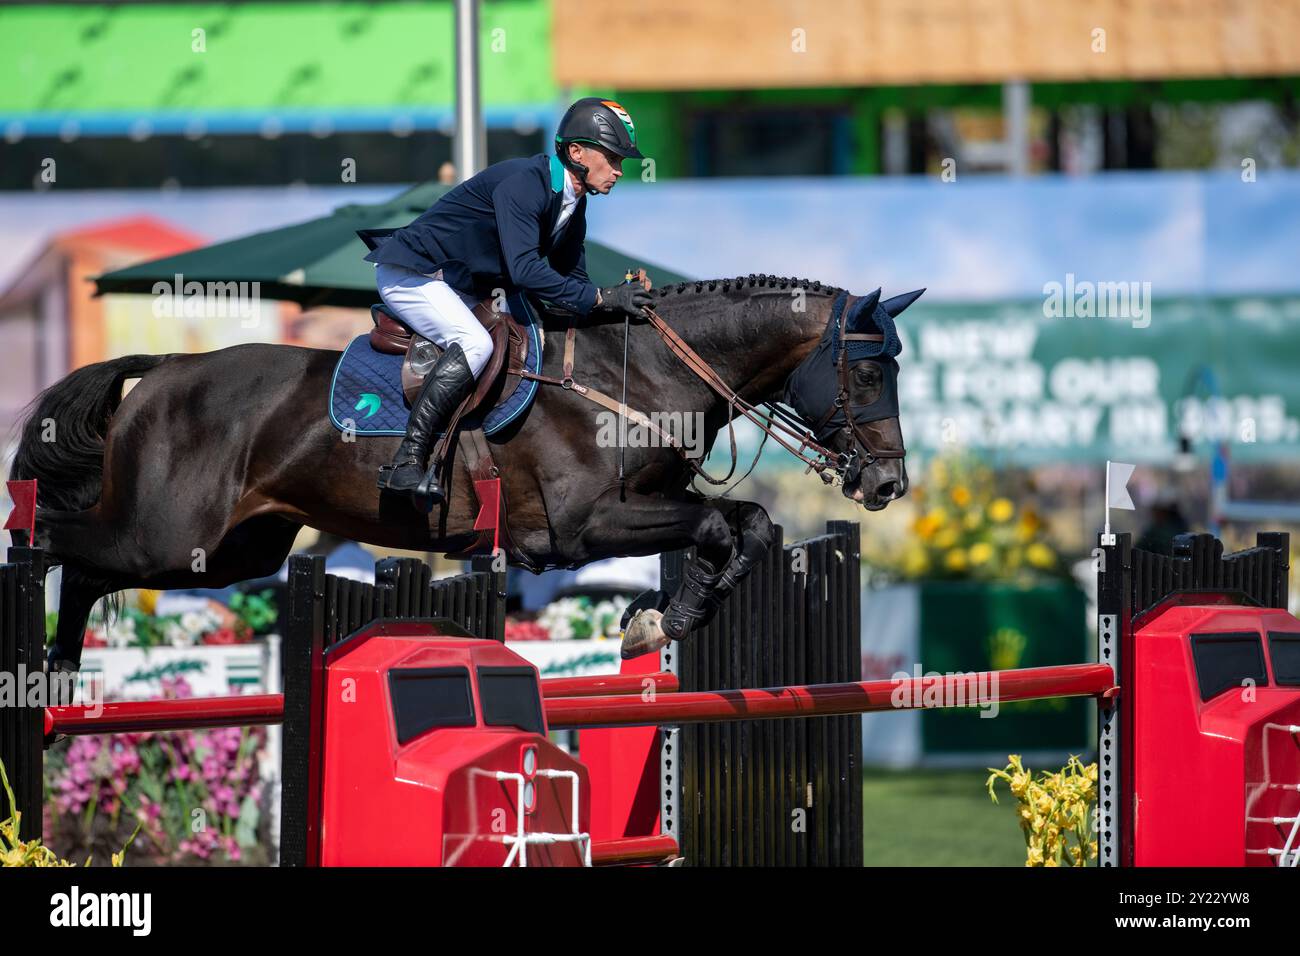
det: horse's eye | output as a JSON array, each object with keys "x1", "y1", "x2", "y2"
[{"x1": 854, "y1": 366, "x2": 876, "y2": 385}]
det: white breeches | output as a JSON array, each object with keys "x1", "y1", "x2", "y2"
[{"x1": 374, "y1": 262, "x2": 501, "y2": 377}]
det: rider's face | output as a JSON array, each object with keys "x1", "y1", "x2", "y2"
[{"x1": 570, "y1": 143, "x2": 623, "y2": 194}]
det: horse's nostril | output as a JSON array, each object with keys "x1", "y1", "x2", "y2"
[{"x1": 875, "y1": 480, "x2": 903, "y2": 500}]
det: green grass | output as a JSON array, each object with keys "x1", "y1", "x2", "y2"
[{"x1": 862, "y1": 768, "x2": 1029, "y2": 866}]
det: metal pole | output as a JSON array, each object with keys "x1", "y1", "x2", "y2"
[
  {"x1": 453, "y1": 0, "x2": 486, "y2": 181},
  {"x1": 1003, "y1": 80, "x2": 1030, "y2": 176}
]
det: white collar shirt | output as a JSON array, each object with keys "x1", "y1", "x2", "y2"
[{"x1": 553, "y1": 169, "x2": 579, "y2": 237}]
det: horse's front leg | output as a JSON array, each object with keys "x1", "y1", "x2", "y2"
[
  {"x1": 709, "y1": 499, "x2": 776, "y2": 608},
  {"x1": 561, "y1": 492, "x2": 735, "y2": 659},
  {"x1": 614, "y1": 498, "x2": 775, "y2": 653}
]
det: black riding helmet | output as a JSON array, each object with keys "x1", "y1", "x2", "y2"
[{"x1": 555, "y1": 97, "x2": 644, "y2": 195}]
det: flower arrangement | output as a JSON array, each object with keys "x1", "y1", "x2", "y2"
[
  {"x1": 867, "y1": 454, "x2": 1062, "y2": 582},
  {"x1": 986, "y1": 754, "x2": 1098, "y2": 867},
  {"x1": 504, "y1": 619, "x2": 550, "y2": 641},
  {"x1": 43, "y1": 677, "x2": 269, "y2": 866},
  {"x1": 535, "y1": 595, "x2": 632, "y2": 641},
  {"x1": 2, "y1": 760, "x2": 132, "y2": 867},
  {"x1": 79, "y1": 589, "x2": 278, "y2": 650},
  {"x1": 227, "y1": 589, "x2": 279, "y2": 636}
]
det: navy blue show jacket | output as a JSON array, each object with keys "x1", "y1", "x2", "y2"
[{"x1": 361, "y1": 153, "x2": 600, "y2": 315}]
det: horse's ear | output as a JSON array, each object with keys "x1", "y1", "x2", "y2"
[
  {"x1": 845, "y1": 288, "x2": 881, "y2": 331},
  {"x1": 881, "y1": 289, "x2": 925, "y2": 318}
]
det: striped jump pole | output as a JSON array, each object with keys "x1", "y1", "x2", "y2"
[
  {"x1": 42, "y1": 671, "x2": 682, "y2": 738},
  {"x1": 546, "y1": 664, "x2": 1116, "y2": 729}
]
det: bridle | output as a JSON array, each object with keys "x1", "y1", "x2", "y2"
[
  {"x1": 521, "y1": 288, "x2": 903, "y2": 492},
  {"x1": 642, "y1": 303, "x2": 872, "y2": 489},
  {"x1": 795, "y1": 294, "x2": 907, "y2": 484}
]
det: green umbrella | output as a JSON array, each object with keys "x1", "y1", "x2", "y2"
[{"x1": 93, "y1": 181, "x2": 691, "y2": 309}]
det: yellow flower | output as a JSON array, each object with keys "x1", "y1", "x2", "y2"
[
  {"x1": 914, "y1": 514, "x2": 942, "y2": 540},
  {"x1": 963, "y1": 510, "x2": 983, "y2": 531},
  {"x1": 943, "y1": 549, "x2": 968, "y2": 572},
  {"x1": 950, "y1": 485, "x2": 972, "y2": 508},
  {"x1": 988, "y1": 754, "x2": 1100, "y2": 867},
  {"x1": 969, "y1": 542, "x2": 994, "y2": 565},
  {"x1": 902, "y1": 550, "x2": 931, "y2": 577},
  {"x1": 933, "y1": 528, "x2": 959, "y2": 550},
  {"x1": 136, "y1": 589, "x2": 161, "y2": 614},
  {"x1": 988, "y1": 498, "x2": 1014, "y2": 523},
  {"x1": 1016, "y1": 508, "x2": 1042, "y2": 541},
  {"x1": 1026, "y1": 542, "x2": 1056, "y2": 569}
]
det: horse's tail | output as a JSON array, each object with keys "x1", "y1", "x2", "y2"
[{"x1": 9, "y1": 354, "x2": 170, "y2": 524}]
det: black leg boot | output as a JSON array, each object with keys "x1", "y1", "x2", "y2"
[
  {"x1": 659, "y1": 552, "x2": 731, "y2": 641},
  {"x1": 377, "y1": 343, "x2": 476, "y2": 511}
]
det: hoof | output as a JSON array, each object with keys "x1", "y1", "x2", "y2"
[
  {"x1": 619, "y1": 588, "x2": 670, "y2": 632},
  {"x1": 621, "y1": 608, "x2": 671, "y2": 660}
]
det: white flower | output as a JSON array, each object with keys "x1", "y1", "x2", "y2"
[
  {"x1": 163, "y1": 620, "x2": 192, "y2": 647},
  {"x1": 102, "y1": 615, "x2": 138, "y2": 649}
]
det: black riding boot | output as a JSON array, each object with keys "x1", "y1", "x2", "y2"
[{"x1": 377, "y1": 343, "x2": 476, "y2": 511}]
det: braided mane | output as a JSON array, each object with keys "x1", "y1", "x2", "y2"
[{"x1": 652, "y1": 274, "x2": 845, "y2": 297}]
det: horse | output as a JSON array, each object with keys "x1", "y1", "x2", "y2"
[{"x1": 10, "y1": 273, "x2": 917, "y2": 671}]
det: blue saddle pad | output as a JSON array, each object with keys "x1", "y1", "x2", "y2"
[{"x1": 328, "y1": 290, "x2": 543, "y2": 437}]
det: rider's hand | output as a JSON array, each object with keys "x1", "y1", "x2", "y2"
[{"x1": 596, "y1": 283, "x2": 653, "y2": 318}]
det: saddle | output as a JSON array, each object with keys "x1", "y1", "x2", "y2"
[
  {"x1": 368, "y1": 299, "x2": 531, "y2": 415},
  {"x1": 368, "y1": 296, "x2": 534, "y2": 561}
]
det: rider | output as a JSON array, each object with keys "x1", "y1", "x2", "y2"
[{"x1": 364, "y1": 97, "x2": 654, "y2": 511}]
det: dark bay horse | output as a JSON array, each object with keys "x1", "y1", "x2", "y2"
[{"x1": 11, "y1": 274, "x2": 915, "y2": 670}]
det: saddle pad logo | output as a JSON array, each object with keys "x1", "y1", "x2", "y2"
[{"x1": 355, "y1": 393, "x2": 382, "y2": 418}]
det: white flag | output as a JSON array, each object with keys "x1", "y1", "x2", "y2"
[{"x1": 1106, "y1": 461, "x2": 1136, "y2": 511}]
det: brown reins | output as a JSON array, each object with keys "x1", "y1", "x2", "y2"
[{"x1": 520, "y1": 294, "x2": 898, "y2": 488}]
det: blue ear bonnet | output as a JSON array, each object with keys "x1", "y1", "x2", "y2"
[
  {"x1": 782, "y1": 287, "x2": 923, "y2": 443},
  {"x1": 833, "y1": 289, "x2": 903, "y2": 361}
]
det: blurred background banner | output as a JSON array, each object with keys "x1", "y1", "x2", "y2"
[{"x1": 586, "y1": 171, "x2": 1300, "y2": 300}]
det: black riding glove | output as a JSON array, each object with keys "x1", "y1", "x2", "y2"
[{"x1": 595, "y1": 283, "x2": 653, "y2": 318}]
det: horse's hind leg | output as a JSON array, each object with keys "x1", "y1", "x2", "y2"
[
  {"x1": 34, "y1": 506, "x2": 139, "y2": 676},
  {"x1": 47, "y1": 564, "x2": 120, "y2": 693},
  {"x1": 38, "y1": 506, "x2": 303, "y2": 676}
]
